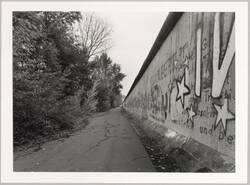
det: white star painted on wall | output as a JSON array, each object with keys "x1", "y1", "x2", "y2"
[
  {"x1": 176, "y1": 71, "x2": 190, "y2": 108},
  {"x1": 213, "y1": 98, "x2": 235, "y2": 135},
  {"x1": 186, "y1": 105, "x2": 196, "y2": 122}
]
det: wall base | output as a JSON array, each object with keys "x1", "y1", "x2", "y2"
[{"x1": 122, "y1": 109, "x2": 235, "y2": 172}]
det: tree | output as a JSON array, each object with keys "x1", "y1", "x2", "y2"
[
  {"x1": 13, "y1": 11, "x2": 91, "y2": 146},
  {"x1": 74, "y1": 13, "x2": 112, "y2": 59},
  {"x1": 92, "y1": 53, "x2": 125, "y2": 111},
  {"x1": 13, "y1": 11, "x2": 125, "y2": 147}
]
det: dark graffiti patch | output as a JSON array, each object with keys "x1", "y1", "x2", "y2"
[{"x1": 150, "y1": 84, "x2": 168, "y2": 121}]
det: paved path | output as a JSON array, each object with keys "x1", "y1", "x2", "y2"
[{"x1": 14, "y1": 108, "x2": 155, "y2": 172}]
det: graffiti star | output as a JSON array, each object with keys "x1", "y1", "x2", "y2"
[
  {"x1": 176, "y1": 71, "x2": 190, "y2": 108},
  {"x1": 213, "y1": 98, "x2": 235, "y2": 135},
  {"x1": 186, "y1": 105, "x2": 196, "y2": 122}
]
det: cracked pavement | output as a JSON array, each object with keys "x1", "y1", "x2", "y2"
[{"x1": 14, "y1": 108, "x2": 155, "y2": 172}]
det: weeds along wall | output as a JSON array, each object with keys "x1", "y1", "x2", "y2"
[{"x1": 123, "y1": 12, "x2": 235, "y2": 158}]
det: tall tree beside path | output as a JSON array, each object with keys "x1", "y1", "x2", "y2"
[
  {"x1": 13, "y1": 11, "x2": 92, "y2": 147},
  {"x1": 75, "y1": 13, "x2": 112, "y2": 60},
  {"x1": 92, "y1": 53, "x2": 125, "y2": 111}
]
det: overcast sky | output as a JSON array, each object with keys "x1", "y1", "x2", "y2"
[{"x1": 96, "y1": 12, "x2": 168, "y2": 96}]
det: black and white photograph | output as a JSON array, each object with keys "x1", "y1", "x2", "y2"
[{"x1": 0, "y1": 1, "x2": 248, "y2": 184}]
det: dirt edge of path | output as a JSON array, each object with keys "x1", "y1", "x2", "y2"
[{"x1": 121, "y1": 109, "x2": 182, "y2": 172}]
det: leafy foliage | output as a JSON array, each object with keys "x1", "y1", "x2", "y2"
[
  {"x1": 92, "y1": 53, "x2": 125, "y2": 111},
  {"x1": 13, "y1": 11, "x2": 125, "y2": 147}
]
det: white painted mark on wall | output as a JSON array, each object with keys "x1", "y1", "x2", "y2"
[
  {"x1": 212, "y1": 13, "x2": 235, "y2": 98},
  {"x1": 184, "y1": 57, "x2": 190, "y2": 86},
  {"x1": 186, "y1": 105, "x2": 196, "y2": 122},
  {"x1": 195, "y1": 27, "x2": 202, "y2": 97},
  {"x1": 176, "y1": 70, "x2": 190, "y2": 108},
  {"x1": 213, "y1": 98, "x2": 234, "y2": 135}
]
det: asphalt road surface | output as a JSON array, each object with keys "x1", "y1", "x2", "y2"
[{"x1": 14, "y1": 108, "x2": 155, "y2": 172}]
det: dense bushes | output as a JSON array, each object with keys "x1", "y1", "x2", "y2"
[{"x1": 13, "y1": 12, "x2": 125, "y2": 147}]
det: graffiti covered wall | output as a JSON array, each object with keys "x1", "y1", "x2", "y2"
[{"x1": 123, "y1": 12, "x2": 235, "y2": 158}]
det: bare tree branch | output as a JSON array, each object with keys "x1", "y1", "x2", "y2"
[{"x1": 75, "y1": 12, "x2": 112, "y2": 60}]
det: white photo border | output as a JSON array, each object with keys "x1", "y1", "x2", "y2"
[{"x1": 1, "y1": 1, "x2": 248, "y2": 184}]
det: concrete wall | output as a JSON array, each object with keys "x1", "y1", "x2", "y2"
[{"x1": 123, "y1": 12, "x2": 235, "y2": 162}]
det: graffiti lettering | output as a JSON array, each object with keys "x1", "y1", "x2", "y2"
[
  {"x1": 219, "y1": 132, "x2": 235, "y2": 145},
  {"x1": 150, "y1": 84, "x2": 168, "y2": 121},
  {"x1": 150, "y1": 42, "x2": 190, "y2": 86},
  {"x1": 200, "y1": 126, "x2": 213, "y2": 136},
  {"x1": 123, "y1": 13, "x2": 235, "y2": 157},
  {"x1": 194, "y1": 13, "x2": 235, "y2": 99},
  {"x1": 172, "y1": 119, "x2": 193, "y2": 130}
]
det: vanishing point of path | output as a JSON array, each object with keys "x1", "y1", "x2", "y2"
[{"x1": 14, "y1": 108, "x2": 155, "y2": 172}]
